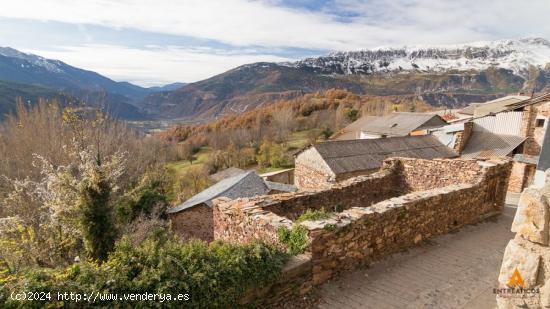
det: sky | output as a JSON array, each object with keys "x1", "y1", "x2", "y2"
[{"x1": 1, "y1": 0, "x2": 550, "y2": 87}]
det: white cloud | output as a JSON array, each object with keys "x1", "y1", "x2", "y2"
[
  {"x1": 3, "y1": 0, "x2": 550, "y2": 85},
  {"x1": 3, "y1": 0, "x2": 548, "y2": 51},
  {"x1": 24, "y1": 44, "x2": 293, "y2": 86}
]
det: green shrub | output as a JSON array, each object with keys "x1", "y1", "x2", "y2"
[
  {"x1": 1, "y1": 236, "x2": 288, "y2": 308},
  {"x1": 295, "y1": 208, "x2": 334, "y2": 223},
  {"x1": 115, "y1": 175, "x2": 169, "y2": 223},
  {"x1": 277, "y1": 225, "x2": 309, "y2": 255}
]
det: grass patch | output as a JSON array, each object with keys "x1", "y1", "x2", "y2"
[
  {"x1": 295, "y1": 208, "x2": 334, "y2": 223},
  {"x1": 287, "y1": 130, "x2": 314, "y2": 149},
  {"x1": 166, "y1": 146, "x2": 211, "y2": 176}
]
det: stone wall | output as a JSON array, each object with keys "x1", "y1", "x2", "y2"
[
  {"x1": 534, "y1": 102, "x2": 550, "y2": 152},
  {"x1": 521, "y1": 105, "x2": 542, "y2": 156},
  {"x1": 213, "y1": 195, "x2": 293, "y2": 246},
  {"x1": 496, "y1": 172, "x2": 550, "y2": 308},
  {"x1": 294, "y1": 163, "x2": 333, "y2": 190},
  {"x1": 307, "y1": 159, "x2": 510, "y2": 284},
  {"x1": 509, "y1": 162, "x2": 530, "y2": 193},
  {"x1": 396, "y1": 157, "x2": 483, "y2": 192},
  {"x1": 261, "y1": 168, "x2": 294, "y2": 185},
  {"x1": 453, "y1": 121, "x2": 474, "y2": 154},
  {"x1": 169, "y1": 204, "x2": 213, "y2": 241},
  {"x1": 266, "y1": 166, "x2": 402, "y2": 220},
  {"x1": 214, "y1": 158, "x2": 512, "y2": 288},
  {"x1": 240, "y1": 254, "x2": 312, "y2": 307}
]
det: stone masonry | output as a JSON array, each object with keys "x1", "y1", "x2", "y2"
[
  {"x1": 496, "y1": 171, "x2": 550, "y2": 308},
  {"x1": 170, "y1": 204, "x2": 214, "y2": 241},
  {"x1": 214, "y1": 157, "x2": 512, "y2": 294}
]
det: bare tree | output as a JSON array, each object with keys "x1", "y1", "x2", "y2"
[{"x1": 272, "y1": 107, "x2": 295, "y2": 144}]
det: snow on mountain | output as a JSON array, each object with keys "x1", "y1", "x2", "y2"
[
  {"x1": 289, "y1": 38, "x2": 550, "y2": 77},
  {"x1": 0, "y1": 47, "x2": 64, "y2": 74}
]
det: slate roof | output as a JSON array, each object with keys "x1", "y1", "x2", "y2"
[
  {"x1": 209, "y1": 167, "x2": 245, "y2": 183},
  {"x1": 167, "y1": 171, "x2": 269, "y2": 213},
  {"x1": 457, "y1": 103, "x2": 481, "y2": 115},
  {"x1": 505, "y1": 92, "x2": 550, "y2": 111},
  {"x1": 472, "y1": 95, "x2": 531, "y2": 117},
  {"x1": 461, "y1": 132, "x2": 526, "y2": 159},
  {"x1": 311, "y1": 135, "x2": 458, "y2": 175},
  {"x1": 358, "y1": 113, "x2": 447, "y2": 136},
  {"x1": 331, "y1": 116, "x2": 378, "y2": 140}
]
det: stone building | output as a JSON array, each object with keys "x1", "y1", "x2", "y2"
[
  {"x1": 331, "y1": 112, "x2": 447, "y2": 140},
  {"x1": 446, "y1": 93, "x2": 550, "y2": 192},
  {"x1": 167, "y1": 171, "x2": 296, "y2": 241},
  {"x1": 294, "y1": 135, "x2": 457, "y2": 190},
  {"x1": 214, "y1": 157, "x2": 512, "y2": 292}
]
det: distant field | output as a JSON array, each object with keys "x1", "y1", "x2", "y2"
[
  {"x1": 287, "y1": 130, "x2": 313, "y2": 150},
  {"x1": 166, "y1": 146, "x2": 211, "y2": 176}
]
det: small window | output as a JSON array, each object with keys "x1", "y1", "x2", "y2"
[{"x1": 536, "y1": 118, "x2": 545, "y2": 127}]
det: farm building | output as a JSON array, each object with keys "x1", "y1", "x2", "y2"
[
  {"x1": 294, "y1": 135, "x2": 457, "y2": 190},
  {"x1": 168, "y1": 171, "x2": 296, "y2": 241}
]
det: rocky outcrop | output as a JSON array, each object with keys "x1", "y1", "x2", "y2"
[{"x1": 497, "y1": 172, "x2": 550, "y2": 308}]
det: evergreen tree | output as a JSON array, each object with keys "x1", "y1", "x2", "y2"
[{"x1": 78, "y1": 165, "x2": 117, "y2": 262}]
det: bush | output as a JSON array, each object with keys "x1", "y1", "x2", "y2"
[
  {"x1": 115, "y1": 170, "x2": 170, "y2": 223},
  {"x1": 1, "y1": 236, "x2": 288, "y2": 308},
  {"x1": 277, "y1": 225, "x2": 309, "y2": 255}
]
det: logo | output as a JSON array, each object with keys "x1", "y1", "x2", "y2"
[
  {"x1": 507, "y1": 268, "x2": 525, "y2": 288},
  {"x1": 494, "y1": 267, "x2": 539, "y2": 298}
]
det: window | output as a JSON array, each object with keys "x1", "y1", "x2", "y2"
[{"x1": 536, "y1": 118, "x2": 545, "y2": 127}]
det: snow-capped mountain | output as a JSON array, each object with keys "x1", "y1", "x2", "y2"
[
  {"x1": 289, "y1": 38, "x2": 550, "y2": 78},
  {"x1": 0, "y1": 47, "x2": 65, "y2": 74}
]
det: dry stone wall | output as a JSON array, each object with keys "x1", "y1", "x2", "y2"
[
  {"x1": 215, "y1": 158, "x2": 511, "y2": 263},
  {"x1": 169, "y1": 204, "x2": 214, "y2": 241},
  {"x1": 497, "y1": 172, "x2": 550, "y2": 308},
  {"x1": 307, "y1": 159, "x2": 510, "y2": 284}
]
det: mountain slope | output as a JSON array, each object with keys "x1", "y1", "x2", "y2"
[
  {"x1": 141, "y1": 62, "x2": 365, "y2": 118},
  {"x1": 142, "y1": 38, "x2": 550, "y2": 120},
  {"x1": 0, "y1": 47, "x2": 156, "y2": 119},
  {"x1": 0, "y1": 47, "x2": 152, "y2": 100},
  {"x1": 0, "y1": 80, "x2": 71, "y2": 118}
]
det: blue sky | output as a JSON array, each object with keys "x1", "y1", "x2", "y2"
[{"x1": 1, "y1": 0, "x2": 550, "y2": 86}]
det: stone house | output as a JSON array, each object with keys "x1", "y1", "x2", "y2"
[
  {"x1": 294, "y1": 135, "x2": 457, "y2": 190},
  {"x1": 168, "y1": 171, "x2": 297, "y2": 241},
  {"x1": 441, "y1": 93, "x2": 550, "y2": 192},
  {"x1": 331, "y1": 112, "x2": 447, "y2": 140}
]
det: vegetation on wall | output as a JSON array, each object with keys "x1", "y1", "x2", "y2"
[
  {"x1": 295, "y1": 208, "x2": 335, "y2": 223},
  {"x1": 277, "y1": 225, "x2": 309, "y2": 256}
]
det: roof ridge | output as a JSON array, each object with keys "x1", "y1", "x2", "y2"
[{"x1": 320, "y1": 144, "x2": 454, "y2": 160}]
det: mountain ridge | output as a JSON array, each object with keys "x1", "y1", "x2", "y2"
[
  {"x1": 1, "y1": 38, "x2": 550, "y2": 121},
  {"x1": 0, "y1": 47, "x2": 184, "y2": 119},
  {"x1": 141, "y1": 38, "x2": 550, "y2": 119}
]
